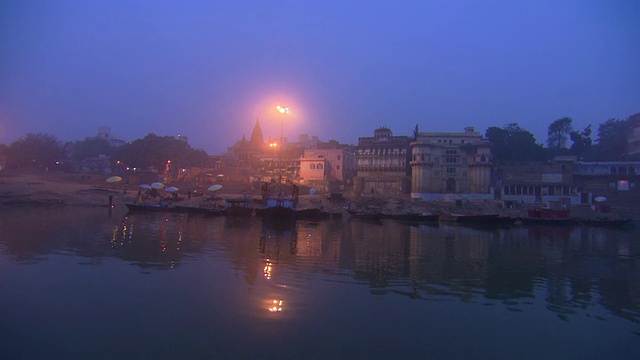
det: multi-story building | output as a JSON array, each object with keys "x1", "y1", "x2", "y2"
[
  {"x1": 411, "y1": 127, "x2": 492, "y2": 200},
  {"x1": 628, "y1": 126, "x2": 640, "y2": 160},
  {"x1": 354, "y1": 127, "x2": 412, "y2": 195},
  {"x1": 495, "y1": 156, "x2": 580, "y2": 205},
  {"x1": 299, "y1": 146, "x2": 355, "y2": 187},
  {"x1": 573, "y1": 161, "x2": 640, "y2": 207}
]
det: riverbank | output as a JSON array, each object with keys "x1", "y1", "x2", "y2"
[{"x1": 1, "y1": 169, "x2": 637, "y2": 220}]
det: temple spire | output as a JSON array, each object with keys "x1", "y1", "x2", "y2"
[{"x1": 249, "y1": 117, "x2": 264, "y2": 148}]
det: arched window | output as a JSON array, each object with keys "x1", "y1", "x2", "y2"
[
  {"x1": 310, "y1": 164, "x2": 316, "y2": 170},
  {"x1": 610, "y1": 167, "x2": 617, "y2": 175},
  {"x1": 317, "y1": 163, "x2": 324, "y2": 170}
]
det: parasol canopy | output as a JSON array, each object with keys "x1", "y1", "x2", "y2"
[
  {"x1": 165, "y1": 186, "x2": 179, "y2": 193},
  {"x1": 151, "y1": 182, "x2": 164, "y2": 189},
  {"x1": 208, "y1": 184, "x2": 222, "y2": 192},
  {"x1": 309, "y1": 188, "x2": 318, "y2": 195},
  {"x1": 106, "y1": 176, "x2": 122, "y2": 183},
  {"x1": 139, "y1": 184, "x2": 151, "y2": 190},
  {"x1": 595, "y1": 196, "x2": 607, "y2": 203}
]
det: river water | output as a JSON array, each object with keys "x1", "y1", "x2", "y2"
[{"x1": 1, "y1": 206, "x2": 639, "y2": 359}]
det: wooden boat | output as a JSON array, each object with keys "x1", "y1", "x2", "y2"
[
  {"x1": 125, "y1": 202, "x2": 179, "y2": 213},
  {"x1": 438, "y1": 213, "x2": 500, "y2": 223},
  {"x1": 224, "y1": 197, "x2": 256, "y2": 216},
  {"x1": 296, "y1": 207, "x2": 331, "y2": 220},
  {"x1": 174, "y1": 204, "x2": 225, "y2": 216},
  {"x1": 573, "y1": 217, "x2": 633, "y2": 227},
  {"x1": 258, "y1": 178, "x2": 298, "y2": 219},
  {"x1": 380, "y1": 211, "x2": 439, "y2": 222},
  {"x1": 347, "y1": 209, "x2": 381, "y2": 220},
  {"x1": 522, "y1": 207, "x2": 573, "y2": 225}
]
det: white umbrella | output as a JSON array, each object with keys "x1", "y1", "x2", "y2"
[
  {"x1": 139, "y1": 184, "x2": 151, "y2": 190},
  {"x1": 595, "y1": 196, "x2": 607, "y2": 203},
  {"x1": 208, "y1": 184, "x2": 222, "y2": 192},
  {"x1": 151, "y1": 182, "x2": 164, "y2": 189},
  {"x1": 165, "y1": 186, "x2": 179, "y2": 193},
  {"x1": 106, "y1": 176, "x2": 122, "y2": 183},
  {"x1": 309, "y1": 188, "x2": 318, "y2": 195}
]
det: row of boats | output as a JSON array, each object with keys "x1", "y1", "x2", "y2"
[
  {"x1": 346, "y1": 206, "x2": 634, "y2": 227},
  {"x1": 127, "y1": 198, "x2": 633, "y2": 227},
  {"x1": 126, "y1": 179, "x2": 339, "y2": 220},
  {"x1": 126, "y1": 179, "x2": 633, "y2": 227}
]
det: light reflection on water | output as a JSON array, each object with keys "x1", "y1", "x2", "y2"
[{"x1": 0, "y1": 206, "x2": 639, "y2": 359}]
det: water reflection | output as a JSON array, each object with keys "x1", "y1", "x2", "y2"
[{"x1": 0, "y1": 207, "x2": 638, "y2": 328}]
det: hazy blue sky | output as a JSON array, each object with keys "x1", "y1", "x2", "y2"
[{"x1": 1, "y1": 0, "x2": 638, "y2": 154}]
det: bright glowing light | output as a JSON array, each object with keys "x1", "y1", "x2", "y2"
[
  {"x1": 276, "y1": 105, "x2": 290, "y2": 114},
  {"x1": 263, "y1": 261, "x2": 273, "y2": 280},
  {"x1": 268, "y1": 299, "x2": 284, "y2": 312}
]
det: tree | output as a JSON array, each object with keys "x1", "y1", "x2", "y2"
[
  {"x1": 547, "y1": 117, "x2": 573, "y2": 149},
  {"x1": 485, "y1": 123, "x2": 546, "y2": 162},
  {"x1": 68, "y1": 137, "x2": 114, "y2": 161},
  {"x1": 8, "y1": 133, "x2": 64, "y2": 168},
  {"x1": 569, "y1": 125, "x2": 592, "y2": 159},
  {"x1": 593, "y1": 118, "x2": 632, "y2": 161},
  {"x1": 112, "y1": 133, "x2": 209, "y2": 174}
]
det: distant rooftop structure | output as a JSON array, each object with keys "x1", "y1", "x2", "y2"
[{"x1": 96, "y1": 127, "x2": 125, "y2": 147}]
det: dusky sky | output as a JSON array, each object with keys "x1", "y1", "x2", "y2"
[{"x1": 1, "y1": 0, "x2": 638, "y2": 154}]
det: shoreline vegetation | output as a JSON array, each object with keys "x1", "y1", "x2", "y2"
[{"x1": 1, "y1": 169, "x2": 637, "y2": 221}]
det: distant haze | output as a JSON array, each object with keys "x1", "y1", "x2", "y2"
[{"x1": 1, "y1": 0, "x2": 638, "y2": 154}]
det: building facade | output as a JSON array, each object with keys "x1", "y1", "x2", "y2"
[
  {"x1": 411, "y1": 127, "x2": 492, "y2": 200},
  {"x1": 299, "y1": 147, "x2": 355, "y2": 185},
  {"x1": 354, "y1": 127, "x2": 412, "y2": 195},
  {"x1": 495, "y1": 156, "x2": 580, "y2": 205},
  {"x1": 573, "y1": 161, "x2": 640, "y2": 207}
]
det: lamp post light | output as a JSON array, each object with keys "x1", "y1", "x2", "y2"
[{"x1": 275, "y1": 105, "x2": 289, "y2": 181}]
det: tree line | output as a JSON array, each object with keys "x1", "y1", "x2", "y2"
[
  {"x1": 0, "y1": 133, "x2": 209, "y2": 173},
  {"x1": 0, "y1": 112, "x2": 638, "y2": 171}
]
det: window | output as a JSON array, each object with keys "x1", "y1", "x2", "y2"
[
  {"x1": 447, "y1": 167, "x2": 456, "y2": 174},
  {"x1": 337, "y1": 165, "x2": 340, "y2": 170},
  {"x1": 310, "y1": 164, "x2": 316, "y2": 170},
  {"x1": 337, "y1": 155, "x2": 341, "y2": 160},
  {"x1": 317, "y1": 163, "x2": 324, "y2": 170}
]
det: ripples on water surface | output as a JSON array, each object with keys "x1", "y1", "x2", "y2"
[{"x1": 0, "y1": 207, "x2": 639, "y2": 359}]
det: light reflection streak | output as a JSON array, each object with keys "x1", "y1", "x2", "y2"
[{"x1": 268, "y1": 299, "x2": 284, "y2": 312}]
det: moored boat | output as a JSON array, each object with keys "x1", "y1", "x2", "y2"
[
  {"x1": 224, "y1": 196, "x2": 256, "y2": 216},
  {"x1": 258, "y1": 178, "x2": 298, "y2": 219},
  {"x1": 522, "y1": 207, "x2": 573, "y2": 225},
  {"x1": 380, "y1": 211, "x2": 439, "y2": 222},
  {"x1": 125, "y1": 202, "x2": 179, "y2": 213},
  {"x1": 438, "y1": 213, "x2": 500, "y2": 223},
  {"x1": 573, "y1": 217, "x2": 633, "y2": 227}
]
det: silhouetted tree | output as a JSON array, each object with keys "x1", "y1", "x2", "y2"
[
  {"x1": 592, "y1": 118, "x2": 629, "y2": 160},
  {"x1": 486, "y1": 123, "x2": 546, "y2": 162},
  {"x1": 112, "y1": 133, "x2": 209, "y2": 174},
  {"x1": 8, "y1": 133, "x2": 64, "y2": 168},
  {"x1": 68, "y1": 137, "x2": 114, "y2": 161},
  {"x1": 547, "y1": 117, "x2": 573, "y2": 149},
  {"x1": 569, "y1": 125, "x2": 592, "y2": 159}
]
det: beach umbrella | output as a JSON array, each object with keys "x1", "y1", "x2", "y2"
[
  {"x1": 151, "y1": 182, "x2": 164, "y2": 189},
  {"x1": 309, "y1": 188, "x2": 318, "y2": 195},
  {"x1": 208, "y1": 184, "x2": 222, "y2": 192},
  {"x1": 139, "y1": 184, "x2": 151, "y2": 190},
  {"x1": 106, "y1": 176, "x2": 122, "y2": 183},
  {"x1": 595, "y1": 196, "x2": 607, "y2": 203},
  {"x1": 165, "y1": 186, "x2": 179, "y2": 193}
]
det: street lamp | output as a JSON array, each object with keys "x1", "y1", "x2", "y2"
[{"x1": 275, "y1": 105, "x2": 289, "y2": 180}]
